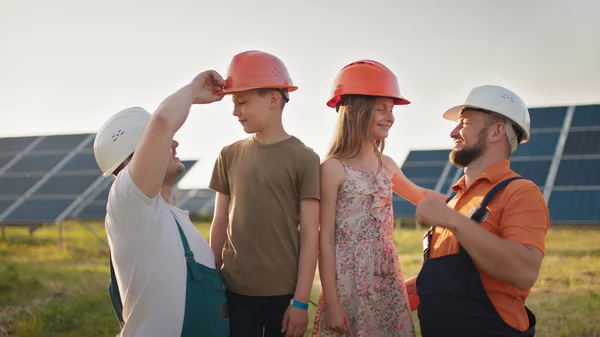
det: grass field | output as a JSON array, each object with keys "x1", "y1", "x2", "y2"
[{"x1": 0, "y1": 221, "x2": 599, "y2": 337}]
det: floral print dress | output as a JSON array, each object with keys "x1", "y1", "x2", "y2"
[{"x1": 312, "y1": 162, "x2": 416, "y2": 337}]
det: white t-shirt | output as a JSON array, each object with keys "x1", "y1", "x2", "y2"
[{"x1": 106, "y1": 166, "x2": 216, "y2": 337}]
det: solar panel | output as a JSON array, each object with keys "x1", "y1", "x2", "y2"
[
  {"x1": 0, "y1": 156, "x2": 13, "y2": 169},
  {"x1": 510, "y1": 160, "x2": 551, "y2": 189},
  {"x1": 554, "y1": 159, "x2": 600, "y2": 186},
  {"x1": 0, "y1": 136, "x2": 39, "y2": 153},
  {"x1": 70, "y1": 179, "x2": 112, "y2": 220},
  {"x1": 176, "y1": 189, "x2": 216, "y2": 215},
  {"x1": 570, "y1": 104, "x2": 600, "y2": 127},
  {"x1": 7, "y1": 153, "x2": 66, "y2": 173},
  {"x1": 548, "y1": 190, "x2": 600, "y2": 223},
  {"x1": 34, "y1": 134, "x2": 91, "y2": 151},
  {"x1": 4, "y1": 199, "x2": 75, "y2": 224},
  {"x1": 529, "y1": 106, "x2": 567, "y2": 129},
  {"x1": 73, "y1": 160, "x2": 199, "y2": 221},
  {"x1": 404, "y1": 149, "x2": 450, "y2": 163},
  {"x1": 513, "y1": 132, "x2": 559, "y2": 157},
  {"x1": 0, "y1": 132, "x2": 199, "y2": 225},
  {"x1": 395, "y1": 149, "x2": 456, "y2": 217},
  {"x1": 0, "y1": 133, "x2": 97, "y2": 225},
  {"x1": 562, "y1": 130, "x2": 600, "y2": 155}
]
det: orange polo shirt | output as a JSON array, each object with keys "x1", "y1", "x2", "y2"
[{"x1": 429, "y1": 160, "x2": 549, "y2": 332}]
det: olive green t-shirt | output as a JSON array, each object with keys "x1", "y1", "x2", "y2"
[{"x1": 209, "y1": 136, "x2": 320, "y2": 296}]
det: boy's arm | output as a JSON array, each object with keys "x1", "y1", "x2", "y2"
[
  {"x1": 282, "y1": 152, "x2": 321, "y2": 336},
  {"x1": 293, "y1": 198, "x2": 320, "y2": 302},
  {"x1": 210, "y1": 192, "x2": 230, "y2": 268},
  {"x1": 293, "y1": 152, "x2": 321, "y2": 304},
  {"x1": 208, "y1": 150, "x2": 231, "y2": 269}
]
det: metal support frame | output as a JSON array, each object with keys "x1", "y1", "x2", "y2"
[
  {"x1": 56, "y1": 175, "x2": 108, "y2": 223},
  {"x1": 542, "y1": 105, "x2": 575, "y2": 203},
  {"x1": 69, "y1": 177, "x2": 112, "y2": 219},
  {"x1": 434, "y1": 161, "x2": 453, "y2": 193}
]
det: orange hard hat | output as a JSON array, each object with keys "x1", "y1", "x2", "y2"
[
  {"x1": 326, "y1": 60, "x2": 410, "y2": 109},
  {"x1": 220, "y1": 50, "x2": 298, "y2": 95}
]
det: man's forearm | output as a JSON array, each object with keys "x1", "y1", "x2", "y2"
[
  {"x1": 154, "y1": 84, "x2": 196, "y2": 133},
  {"x1": 448, "y1": 212, "x2": 541, "y2": 289},
  {"x1": 294, "y1": 225, "x2": 319, "y2": 303}
]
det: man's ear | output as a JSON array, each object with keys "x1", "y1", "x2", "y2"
[{"x1": 490, "y1": 122, "x2": 506, "y2": 143}]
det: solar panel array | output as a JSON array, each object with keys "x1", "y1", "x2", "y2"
[
  {"x1": 0, "y1": 132, "x2": 197, "y2": 226},
  {"x1": 394, "y1": 103, "x2": 600, "y2": 224}
]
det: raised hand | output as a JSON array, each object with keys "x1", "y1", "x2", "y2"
[{"x1": 189, "y1": 70, "x2": 227, "y2": 104}]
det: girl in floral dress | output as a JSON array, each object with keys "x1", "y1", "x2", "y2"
[{"x1": 312, "y1": 60, "x2": 441, "y2": 337}]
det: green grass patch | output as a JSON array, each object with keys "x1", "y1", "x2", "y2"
[{"x1": 1, "y1": 222, "x2": 599, "y2": 336}]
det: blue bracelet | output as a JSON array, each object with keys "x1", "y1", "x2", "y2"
[{"x1": 290, "y1": 299, "x2": 309, "y2": 310}]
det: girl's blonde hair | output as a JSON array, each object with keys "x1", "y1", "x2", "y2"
[{"x1": 326, "y1": 95, "x2": 385, "y2": 164}]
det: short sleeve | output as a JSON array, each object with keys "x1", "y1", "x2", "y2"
[
  {"x1": 209, "y1": 148, "x2": 230, "y2": 195},
  {"x1": 106, "y1": 165, "x2": 161, "y2": 238},
  {"x1": 499, "y1": 182, "x2": 550, "y2": 254},
  {"x1": 297, "y1": 151, "x2": 321, "y2": 201}
]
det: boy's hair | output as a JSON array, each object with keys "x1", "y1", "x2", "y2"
[
  {"x1": 326, "y1": 95, "x2": 385, "y2": 163},
  {"x1": 256, "y1": 88, "x2": 289, "y2": 110}
]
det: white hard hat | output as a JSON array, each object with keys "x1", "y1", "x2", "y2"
[
  {"x1": 93, "y1": 107, "x2": 151, "y2": 177},
  {"x1": 443, "y1": 85, "x2": 531, "y2": 153}
]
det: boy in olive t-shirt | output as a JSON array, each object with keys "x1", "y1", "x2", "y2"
[{"x1": 208, "y1": 50, "x2": 321, "y2": 337}]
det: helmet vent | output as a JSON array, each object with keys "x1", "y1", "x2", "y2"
[
  {"x1": 501, "y1": 93, "x2": 515, "y2": 102},
  {"x1": 111, "y1": 129, "x2": 125, "y2": 142},
  {"x1": 272, "y1": 67, "x2": 280, "y2": 77}
]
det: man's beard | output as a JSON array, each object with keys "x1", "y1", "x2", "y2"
[{"x1": 450, "y1": 128, "x2": 487, "y2": 168}]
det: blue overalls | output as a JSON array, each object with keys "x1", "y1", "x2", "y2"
[
  {"x1": 108, "y1": 215, "x2": 230, "y2": 336},
  {"x1": 416, "y1": 176, "x2": 537, "y2": 337}
]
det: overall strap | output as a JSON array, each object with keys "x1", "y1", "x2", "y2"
[
  {"x1": 173, "y1": 214, "x2": 193, "y2": 255},
  {"x1": 470, "y1": 176, "x2": 524, "y2": 223},
  {"x1": 108, "y1": 253, "x2": 124, "y2": 325},
  {"x1": 172, "y1": 213, "x2": 204, "y2": 280},
  {"x1": 423, "y1": 192, "x2": 457, "y2": 260},
  {"x1": 423, "y1": 176, "x2": 524, "y2": 260}
]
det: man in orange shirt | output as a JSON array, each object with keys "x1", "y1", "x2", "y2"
[{"x1": 407, "y1": 85, "x2": 550, "y2": 336}]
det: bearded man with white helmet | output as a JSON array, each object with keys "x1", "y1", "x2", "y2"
[
  {"x1": 93, "y1": 70, "x2": 230, "y2": 337},
  {"x1": 405, "y1": 85, "x2": 550, "y2": 336}
]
